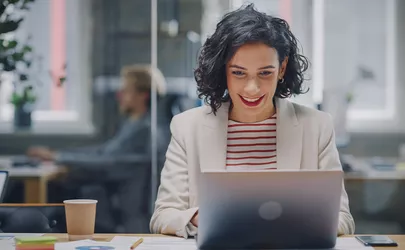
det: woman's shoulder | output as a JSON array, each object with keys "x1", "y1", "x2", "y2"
[
  {"x1": 169, "y1": 104, "x2": 211, "y2": 135},
  {"x1": 291, "y1": 101, "x2": 333, "y2": 129},
  {"x1": 171, "y1": 104, "x2": 211, "y2": 124}
]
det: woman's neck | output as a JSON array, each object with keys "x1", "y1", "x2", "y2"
[{"x1": 229, "y1": 105, "x2": 276, "y2": 123}]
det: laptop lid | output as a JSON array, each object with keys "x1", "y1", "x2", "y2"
[{"x1": 197, "y1": 170, "x2": 342, "y2": 249}]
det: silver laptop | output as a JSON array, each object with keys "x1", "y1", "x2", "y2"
[{"x1": 197, "y1": 170, "x2": 342, "y2": 249}]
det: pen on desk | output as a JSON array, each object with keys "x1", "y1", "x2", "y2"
[{"x1": 130, "y1": 238, "x2": 144, "y2": 249}]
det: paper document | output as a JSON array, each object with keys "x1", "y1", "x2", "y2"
[
  {"x1": 334, "y1": 237, "x2": 374, "y2": 250},
  {"x1": 0, "y1": 236, "x2": 14, "y2": 250},
  {"x1": 55, "y1": 239, "x2": 132, "y2": 250},
  {"x1": 111, "y1": 236, "x2": 197, "y2": 250}
]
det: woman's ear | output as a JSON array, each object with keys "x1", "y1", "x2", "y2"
[{"x1": 279, "y1": 57, "x2": 289, "y2": 79}]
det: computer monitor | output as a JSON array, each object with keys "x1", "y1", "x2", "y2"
[{"x1": 0, "y1": 171, "x2": 8, "y2": 202}]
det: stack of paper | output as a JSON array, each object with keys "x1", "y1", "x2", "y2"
[
  {"x1": 0, "y1": 234, "x2": 46, "y2": 250},
  {"x1": 15, "y1": 236, "x2": 57, "y2": 250}
]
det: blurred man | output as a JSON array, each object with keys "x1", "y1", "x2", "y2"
[
  {"x1": 27, "y1": 65, "x2": 167, "y2": 165},
  {"x1": 26, "y1": 65, "x2": 167, "y2": 233}
]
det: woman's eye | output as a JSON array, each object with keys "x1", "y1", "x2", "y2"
[
  {"x1": 259, "y1": 71, "x2": 272, "y2": 77},
  {"x1": 232, "y1": 71, "x2": 245, "y2": 76}
]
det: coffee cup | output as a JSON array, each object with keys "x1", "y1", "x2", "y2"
[{"x1": 63, "y1": 199, "x2": 98, "y2": 241}]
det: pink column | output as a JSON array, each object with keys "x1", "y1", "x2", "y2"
[
  {"x1": 279, "y1": 0, "x2": 292, "y2": 27},
  {"x1": 50, "y1": 0, "x2": 66, "y2": 110}
]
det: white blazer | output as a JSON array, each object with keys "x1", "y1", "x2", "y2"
[{"x1": 150, "y1": 98, "x2": 355, "y2": 238}]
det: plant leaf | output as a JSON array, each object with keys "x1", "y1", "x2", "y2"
[
  {"x1": 3, "y1": 62, "x2": 16, "y2": 71},
  {"x1": 0, "y1": 19, "x2": 23, "y2": 34},
  {"x1": 10, "y1": 92, "x2": 23, "y2": 106},
  {"x1": 58, "y1": 76, "x2": 66, "y2": 86},
  {"x1": 19, "y1": 74, "x2": 28, "y2": 81},
  {"x1": 12, "y1": 52, "x2": 24, "y2": 61},
  {"x1": 22, "y1": 45, "x2": 32, "y2": 53},
  {"x1": 7, "y1": 40, "x2": 18, "y2": 49}
]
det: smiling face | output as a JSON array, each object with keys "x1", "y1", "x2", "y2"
[{"x1": 226, "y1": 43, "x2": 287, "y2": 123}]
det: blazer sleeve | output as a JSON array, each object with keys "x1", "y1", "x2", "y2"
[
  {"x1": 150, "y1": 115, "x2": 198, "y2": 238},
  {"x1": 318, "y1": 114, "x2": 355, "y2": 235}
]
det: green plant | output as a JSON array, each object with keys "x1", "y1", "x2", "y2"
[
  {"x1": 1, "y1": 0, "x2": 67, "y2": 110},
  {"x1": 10, "y1": 85, "x2": 35, "y2": 106},
  {"x1": 0, "y1": 0, "x2": 35, "y2": 78},
  {"x1": 0, "y1": 0, "x2": 36, "y2": 108}
]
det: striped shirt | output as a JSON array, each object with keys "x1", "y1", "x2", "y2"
[{"x1": 226, "y1": 114, "x2": 277, "y2": 170}]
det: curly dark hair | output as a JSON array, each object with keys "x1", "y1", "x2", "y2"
[{"x1": 194, "y1": 3, "x2": 309, "y2": 114}]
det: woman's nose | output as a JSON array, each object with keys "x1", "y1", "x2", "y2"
[{"x1": 244, "y1": 78, "x2": 260, "y2": 95}]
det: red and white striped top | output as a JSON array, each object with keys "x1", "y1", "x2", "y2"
[{"x1": 226, "y1": 114, "x2": 277, "y2": 170}]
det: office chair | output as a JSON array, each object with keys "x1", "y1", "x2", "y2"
[{"x1": 0, "y1": 204, "x2": 66, "y2": 233}]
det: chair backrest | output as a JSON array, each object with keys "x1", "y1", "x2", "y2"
[
  {"x1": 0, "y1": 171, "x2": 8, "y2": 202},
  {"x1": 0, "y1": 204, "x2": 66, "y2": 233}
]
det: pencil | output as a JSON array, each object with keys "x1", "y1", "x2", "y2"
[{"x1": 130, "y1": 238, "x2": 144, "y2": 249}]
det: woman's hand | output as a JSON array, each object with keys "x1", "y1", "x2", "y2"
[{"x1": 191, "y1": 212, "x2": 199, "y2": 227}]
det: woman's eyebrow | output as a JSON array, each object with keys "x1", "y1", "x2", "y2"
[
  {"x1": 229, "y1": 64, "x2": 276, "y2": 70},
  {"x1": 258, "y1": 65, "x2": 276, "y2": 70},
  {"x1": 229, "y1": 64, "x2": 246, "y2": 70}
]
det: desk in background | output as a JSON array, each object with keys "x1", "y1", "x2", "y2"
[
  {"x1": 344, "y1": 156, "x2": 405, "y2": 234},
  {"x1": 344, "y1": 156, "x2": 405, "y2": 181},
  {"x1": 0, "y1": 157, "x2": 66, "y2": 203}
]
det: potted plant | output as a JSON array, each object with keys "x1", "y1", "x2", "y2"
[
  {"x1": 10, "y1": 84, "x2": 36, "y2": 127},
  {"x1": 0, "y1": 0, "x2": 36, "y2": 128}
]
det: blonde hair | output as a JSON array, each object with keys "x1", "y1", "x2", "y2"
[{"x1": 121, "y1": 64, "x2": 167, "y2": 96}]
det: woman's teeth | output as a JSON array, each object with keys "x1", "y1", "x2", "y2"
[{"x1": 242, "y1": 96, "x2": 261, "y2": 102}]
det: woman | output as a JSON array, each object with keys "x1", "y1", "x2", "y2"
[{"x1": 150, "y1": 4, "x2": 355, "y2": 238}]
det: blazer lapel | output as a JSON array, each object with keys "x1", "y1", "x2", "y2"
[
  {"x1": 276, "y1": 98, "x2": 303, "y2": 170},
  {"x1": 198, "y1": 103, "x2": 229, "y2": 172}
]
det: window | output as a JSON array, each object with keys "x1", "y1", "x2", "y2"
[
  {"x1": 314, "y1": 0, "x2": 400, "y2": 133},
  {"x1": 231, "y1": 0, "x2": 401, "y2": 134},
  {"x1": 0, "y1": 0, "x2": 93, "y2": 134},
  {"x1": 231, "y1": 0, "x2": 291, "y2": 21}
]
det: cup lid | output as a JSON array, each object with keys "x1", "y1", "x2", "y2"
[{"x1": 63, "y1": 199, "x2": 98, "y2": 204}]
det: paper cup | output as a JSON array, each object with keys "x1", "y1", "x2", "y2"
[{"x1": 63, "y1": 199, "x2": 98, "y2": 241}]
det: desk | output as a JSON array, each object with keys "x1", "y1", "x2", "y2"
[
  {"x1": 9, "y1": 165, "x2": 66, "y2": 203},
  {"x1": 345, "y1": 170, "x2": 405, "y2": 181},
  {"x1": 344, "y1": 157, "x2": 405, "y2": 181},
  {"x1": 0, "y1": 157, "x2": 66, "y2": 203},
  {"x1": 46, "y1": 234, "x2": 405, "y2": 250}
]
